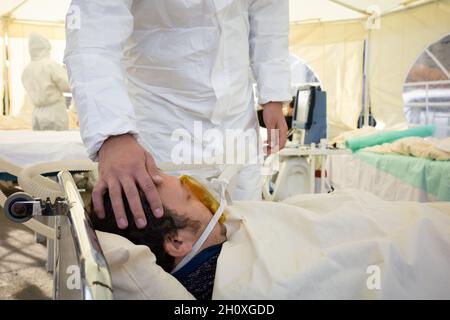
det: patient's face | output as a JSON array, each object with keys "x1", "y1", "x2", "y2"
[{"x1": 156, "y1": 173, "x2": 227, "y2": 253}]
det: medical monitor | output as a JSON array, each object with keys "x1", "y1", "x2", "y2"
[
  {"x1": 292, "y1": 86, "x2": 315, "y2": 130},
  {"x1": 291, "y1": 85, "x2": 327, "y2": 145}
]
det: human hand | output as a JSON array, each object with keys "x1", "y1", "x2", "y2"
[
  {"x1": 93, "y1": 134, "x2": 163, "y2": 229},
  {"x1": 262, "y1": 102, "x2": 288, "y2": 154}
]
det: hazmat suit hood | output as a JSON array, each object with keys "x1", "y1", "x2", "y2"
[{"x1": 28, "y1": 33, "x2": 51, "y2": 61}]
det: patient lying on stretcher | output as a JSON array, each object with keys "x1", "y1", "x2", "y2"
[
  {"x1": 90, "y1": 172, "x2": 450, "y2": 300},
  {"x1": 90, "y1": 173, "x2": 227, "y2": 300}
]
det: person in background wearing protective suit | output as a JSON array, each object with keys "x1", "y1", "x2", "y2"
[
  {"x1": 22, "y1": 33, "x2": 70, "y2": 131},
  {"x1": 64, "y1": 0, "x2": 291, "y2": 230}
]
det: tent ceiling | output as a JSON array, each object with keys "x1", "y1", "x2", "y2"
[
  {"x1": 0, "y1": 0, "x2": 71, "y2": 24},
  {"x1": 0, "y1": 0, "x2": 438, "y2": 24},
  {"x1": 289, "y1": 0, "x2": 436, "y2": 23}
]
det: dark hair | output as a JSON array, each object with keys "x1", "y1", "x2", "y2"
[{"x1": 89, "y1": 191, "x2": 198, "y2": 272}]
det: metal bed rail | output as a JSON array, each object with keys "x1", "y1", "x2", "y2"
[
  {"x1": 3, "y1": 170, "x2": 113, "y2": 300},
  {"x1": 54, "y1": 171, "x2": 113, "y2": 299}
]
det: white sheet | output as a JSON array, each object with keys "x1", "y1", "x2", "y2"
[
  {"x1": 97, "y1": 189, "x2": 450, "y2": 300},
  {"x1": 0, "y1": 130, "x2": 89, "y2": 167},
  {"x1": 329, "y1": 153, "x2": 436, "y2": 202},
  {"x1": 213, "y1": 190, "x2": 450, "y2": 299}
]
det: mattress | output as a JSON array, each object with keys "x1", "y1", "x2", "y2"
[
  {"x1": 0, "y1": 130, "x2": 89, "y2": 168},
  {"x1": 330, "y1": 151, "x2": 450, "y2": 202},
  {"x1": 96, "y1": 189, "x2": 450, "y2": 299}
]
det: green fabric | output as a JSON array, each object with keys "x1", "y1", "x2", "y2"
[
  {"x1": 345, "y1": 126, "x2": 436, "y2": 152},
  {"x1": 355, "y1": 151, "x2": 450, "y2": 201}
]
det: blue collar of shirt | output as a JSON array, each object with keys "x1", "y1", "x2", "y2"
[{"x1": 172, "y1": 242, "x2": 224, "y2": 280}]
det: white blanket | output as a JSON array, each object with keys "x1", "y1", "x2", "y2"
[
  {"x1": 97, "y1": 190, "x2": 450, "y2": 299},
  {"x1": 213, "y1": 190, "x2": 450, "y2": 299},
  {"x1": 0, "y1": 130, "x2": 89, "y2": 167}
]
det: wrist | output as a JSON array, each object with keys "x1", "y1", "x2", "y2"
[
  {"x1": 106, "y1": 133, "x2": 134, "y2": 142},
  {"x1": 262, "y1": 101, "x2": 283, "y2": 109},
  {"x1": 100, "y1": 133, "x2": 135, "y2": 153}
]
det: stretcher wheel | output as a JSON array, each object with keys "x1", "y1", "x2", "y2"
[{"x1": 4, "y1": 192, "x2": 35, "y2": 223}]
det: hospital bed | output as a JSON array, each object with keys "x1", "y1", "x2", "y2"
[
  {"x1": 0, "y1": 130, "x2": 91, "y2": 262},
  {"x1": 0, "y1": 130, "x2": 89, "y2": 189},
  {"x1": 2, "y1": 169, "x2": 112, "y2": 299},
  {"x1": 0, "y1": 157, "x2": 108, "y2": 299},
  {"x1": 0, "y1": 130, "x2": 89, "y2": 169},
  {"x1": 330, "y1": 150, "x2": 450, "y2": 202},
  {"x1": 1, "y1": 160, "x2": 240, "y2": 300},
  {"x1": 329, "y1": 147, "x2": 450, "y2": 202},
  {"x1": 2, "y1": 159, "x2": 450, "y2": 299}
]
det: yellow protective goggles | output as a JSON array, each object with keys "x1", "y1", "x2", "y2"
[{"x1": 179, "y1": 175, "x2": 226, "y2": 224}]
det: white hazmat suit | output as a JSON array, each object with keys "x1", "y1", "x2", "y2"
[
  {"x1": 64, "y1": 0, "x2": 291, "y2": 200},
  {"x1": 22, "y1": 33, "x2": 70, "y2": 131}
]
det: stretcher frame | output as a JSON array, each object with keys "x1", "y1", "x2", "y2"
[
  {"x1": 3, "y1": 162, "x2": 242, "y2": 300},
  {"x1": 53, "y1": 171, "x2": 113, "y2": 299}
]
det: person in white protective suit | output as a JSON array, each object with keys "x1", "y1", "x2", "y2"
[
  {"x1": 64, "y1": 0, "x2": 291, "y2": 229},
  {"x1": 22, "y1": 33, "x2": 70, "y2": 131}
]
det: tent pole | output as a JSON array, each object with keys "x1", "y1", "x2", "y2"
[
  {"x1": 360, "y1": 37, "x2": 368, "y2": 128},
  {"x1": 11, "y1": 19, "x2": 65, "y2": 28},
  {"x1": 1, "y1": 0, "x2": 29, "y2": 116},
  {"x1": 364, "y1": 32, "x2": 371, "y2": 127},
  {"x1": 4, "y1": 0, "x2": 29, "y2": 17},
  {"x1": 381, "y1": 0, "x2": 441, "y2": 17},
  {"x1": 327, "y1": 0, "x2": 369, "y2": 16},
  {"x1": 1, "y1": 18, "x2": 10, "y2": 116}
]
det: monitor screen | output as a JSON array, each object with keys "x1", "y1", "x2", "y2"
[{"x1": 293, "y1": 88, "x2": 312, "y2": 128}]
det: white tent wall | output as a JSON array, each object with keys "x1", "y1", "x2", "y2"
[
  {"x1": 289, "y1": 21, "x2": 366, "y2": 138},
  {"x1": 0, "y1": 23, "x2": 4, "y2": 114},
  {"x1": 1, "y1": 0, "x2": 448, "y2": 133},
  {"x1": 7, "y1": 22, "x2": 65, "y2": 115},
  {"x1": 289, "y1": 0, "x2": 450, "y2": 138},
  {"x1": 369, "y1": 0, "x2": 450, "y2": 129},
  {"x1": 0, "y1": 0, "x2": 70, "y2": 23}
]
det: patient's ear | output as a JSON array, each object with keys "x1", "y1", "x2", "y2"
[{"x1": 163, "y1": 230, "x2": 194, "y2": 258}]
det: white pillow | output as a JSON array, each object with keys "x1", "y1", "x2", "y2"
[{"x1": 96, "y1": 231, "x2": 195, "y2": 300}]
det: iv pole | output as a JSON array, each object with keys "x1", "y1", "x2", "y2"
[{"x1": 358, "y1": 6, "x2": 380, "y2": 128}]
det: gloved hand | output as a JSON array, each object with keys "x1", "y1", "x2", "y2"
[
  {"x1": 93, "y1": 134, "x2": 163, "y2": 229},
  {"x1": 262, "y1": 101, "x2": 288, "y2": 154}
]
